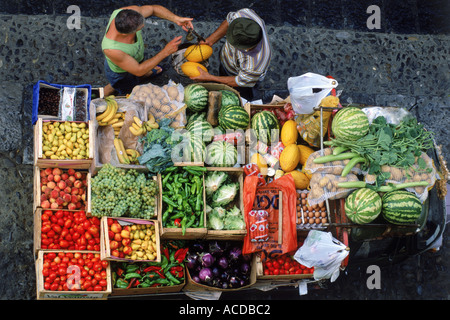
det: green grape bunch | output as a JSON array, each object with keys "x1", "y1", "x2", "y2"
[{"x1": 90, "y1": 164, "x2": 158, "y2": 219}]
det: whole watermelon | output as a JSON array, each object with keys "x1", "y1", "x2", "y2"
[
  {"x1": 181, "y1": 131, "x2": 206, "y2": 163},
  {"x1": 186, "y1": 119, "x2": 214, "y2": 143},
  {"x1": 220, "y1": 90, "x2": 240, "y2": 108},
  {"x1": 184, "y1": 84, "x2": 208, "y2": 112},
  {"x1": 251, "y1": 110, "x2": 280, "y2": 143},
  {"x1": 344, "y1": 188, "x2": 382, "y2": 224},
  {"x1": 331, "y1": 107, "x2": 369, "y2": 141},
  {"x1": 381, "y1": 190, "x2": 422, "y2": 225},
  {"x1": 205, "y1": 141, "x2": 237, "y2": 167},
  {"x1": 218, "y1": 105, "x2": 249, "y2": 130}
]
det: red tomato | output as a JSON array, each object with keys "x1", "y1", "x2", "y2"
[
  {"x1": 93, "y1": 285, "x2": 103, "y2": 292},
  {"x1": 55, "y1": 210, "x2": 64, "y2": 219}
]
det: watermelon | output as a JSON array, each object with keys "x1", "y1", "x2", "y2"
[
  {"x1": 186, "y1": 119, "x2": 214, "y2": 143},
  {"x1": 381, "y1": 190, "x2": 422, "y2": 225},
  {"x1": 205, "y1": 141, "x2": 237, "y2": 167},
  {"x1": 251, "y1": 110, "x2": 280, "y2": 143},
  {"x1": 331, "y1": 107, "x2": 369, "y2": 141},
  {"x1": 181, "y1": 131, "x2": 206, "y2": 163},
  {"x1": 218, "y1": 105, "x2": 250, "y2": 130},
  {"x1": 344, "y1": 188, "x2": 382, "y2": 224},
  {"x1": 220, "y1": 90, "x2": 240, "y2": 108},
  {"x1": 187, "y1": 111, "x2": 206, "y2": 125},
  {"x1": 184, "y1": 84, "x2": 208, "y2": 112}
]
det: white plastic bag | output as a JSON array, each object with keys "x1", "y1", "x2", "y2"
[
  {"x1": 287, "y1": 73, "x2": 338, "y2": 114},
  {"x1": 294, "y1": 230, "x2": 349, "y2": 282}
]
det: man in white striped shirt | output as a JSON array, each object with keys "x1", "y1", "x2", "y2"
[{"x1": 190, "y1": 8, "x2": 272, "y2": 101}]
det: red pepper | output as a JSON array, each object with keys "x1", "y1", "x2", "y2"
[
  {"x1": 162, "y1": 246, "x2": 170, "y2": 260},
  {"x1": 174, "y1": 218, "x2": 182, "y2": 227},
  {"x1": 126, "y1": 278, "x2": 137, "y2": 289},
  {"x1": 116, "y1": 268, "x2": 125, "y2": 276},
  {"x1": 174, "y1": 248, "x2": 189, "y2": 263}
]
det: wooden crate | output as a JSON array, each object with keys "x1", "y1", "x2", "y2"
[
  {"x1": 35, "y1": 250, "x2": 112, "y2": 300},
  {"x1": 33, "y1": 166, "x2": 90, "y2": 212},
  {"x1": 204, "y1": 167, "x2": 247, "y2": 240},
  {"x1": 34, "y1": 118, "x2": 94, "y2": 169},
  {"x1": 244, "y1": 101, "x2": 286, "y2": 144},
  {"x1": 100, "y1": 217, "x2": 161, "y2": 263},
  {"x1": 157, "y1": 172, "x2": 207, "y2": 240}
]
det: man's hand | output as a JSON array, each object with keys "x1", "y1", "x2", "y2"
[
  {"x1": 190, "y1": 67, "x2": 212, "y2": 81},
  {"x1": 163, "y1": 36, "x2": 183, "y2": 55},
  {"x1": 175, "y1": 17, "x2": 194, "y2": 32}
]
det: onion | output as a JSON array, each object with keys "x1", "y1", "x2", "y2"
[
  {"x1": 218, "y1": 256, "x2": 228, "y2": 269},
  {"x1": 200, "y1": 252, "x2": 215, "y2": 267},
  {"x1": 199, "y1": 267, "x2": 213, "y2": 284},
  {"x1": 186, "y1": 253, "x2": 198, "y2": 269},
  {"x1": 229, "y1": 246, "x2": 242, "y2": 261}
]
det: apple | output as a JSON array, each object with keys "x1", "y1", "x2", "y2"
[
  {"x1": 120, "y1": 229, "x2": 130, "y2": 239},
  {"x1": 40, "y1": 170, "x2": 47, "y2": 178},
  {"x1": 114, "y1": 233, "x2": 122, "y2": 242},
  {"x1": 108, "y1": 230, "x2": 114, "y2": 240},
  {"x1": 63, "y1": 194, "x2": 72, "y2": 203},
  {"x1": 61, "y1": 173, "x2": 69, "y2": 180},
  {"x1": 74, "y1": 171, "x2": 83, "y2": 179},
  {"x1": 71, "y1": 187, "x2": 79, "y2": 195},
  {"x1": 110, "y1": 223, "x2": 122, "y2": 234},
  {"x1": 109, "y1": 240, "x2": 119, "y2": 250},
  {"x1": 40, "y1": 194, "x2": 48, "y2": 202},
  {"x1": 67, "y1": 168, "x2": 76, "y2": 176},
  {"x1": 50, "y1": 190, "x2": 59, "y2": 199},
  {"x1": 65, "y1": 179, "x2": 73, "y2": 187},
  {"x1": 43, "y1": 187, "x2": 52, "y2": 196},
  {"x1": 44, "y1": 168, "x2": 53, "y2": 176},
  {"x1": 41, "y1": 200, "x2": 51, "y2": 208},
  {"x1": 41, "y1": 177, "x2": 48, "y2": 185},
  {"x1": 52, "y1": 168, "x2": 62, "y2": 176},
  {"x1": 74, "y1": 180, "x2": 83, "y2": 189},
  {"x1": 122, "y1": 246, "x2": 133, "y2": 255},
  {"x1": 47, "y1": 181, "x2": 56, "y2": 189},
  {"x1": 64, "y1": 186, "x2": 72, "y2": 194},
  {"x1": 121, "y1": 238, "x2": 131, "y2": 246},
  {"x1": 50, "y1": 202, "x2": 59, "y2": 209},
  {"x1": 53, "y1": 174, "x2": 61, "y2": 183},
  {"x1": 57, "y1": 181, "x2": 66, "y2": 190},
  {"x1": 67, "y1": 203, "x2": 77, "y2": 210},
  {"x1": 47, "y1": 174, "x2": 54, "y2": 182},
  {"x1": 111, "y1": 249, "x2": 120, "y2": 257},
  {"x1": 68, "y1": 176, "x2": 76, "y2": 183},
  {"x1": 56, "y1": 197, "x2": 64, "y2": 206}
]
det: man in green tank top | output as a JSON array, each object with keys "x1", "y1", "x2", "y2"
[{"x1": 102, "y1": 5, "x2": 194, "y2": 96}]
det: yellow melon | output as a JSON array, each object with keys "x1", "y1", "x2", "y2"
[
  {"x1": 250, "y1": 152, "x2": 268, "y2": 176},
  {"x1": 281, "y1": 119, "x2": 298, "y2": 146},
  {"x1": 297, "y1": 144, "x2": 315, "y2": 166},
  {"x1": 279, "y1": 143, "x2": 301, "y2": 172},
  {"x1": 181, "y1": 62, "x2": 208, "y2": 77},
  {"x1": 285, "y1": 170, "x2": 310, "y2": 189},
  {"x1": 184, "y1": 44, "x2": 213, "y2": 62}
]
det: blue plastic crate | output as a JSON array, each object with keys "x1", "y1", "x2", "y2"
[{"x1": 32, "y1": 80, "x2": 92, "y2": 125}]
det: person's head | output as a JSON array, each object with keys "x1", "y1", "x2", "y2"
[
  {"x1": 226, "y1": 17, "x2": 262, "y2": 50},
  {"x1": 115, "y1": 9, "x2": 145, "y2": 34}
]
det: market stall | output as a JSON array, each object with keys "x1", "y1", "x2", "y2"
[{"x1": 31, "y1": 71, "x2": 448, "y2": 299}]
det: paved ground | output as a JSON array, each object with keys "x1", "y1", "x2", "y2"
[{"x1": 0, "y1": 0, "x2": 448, "y2": 300}]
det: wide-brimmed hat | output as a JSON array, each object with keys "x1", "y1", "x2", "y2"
[{"x1": 226, "y1": 18, "x2": 262, "y2": 50}]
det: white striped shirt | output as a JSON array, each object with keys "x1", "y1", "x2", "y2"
[{"x1": 220, "y1": 8, "x2": 272, "y2": 87}]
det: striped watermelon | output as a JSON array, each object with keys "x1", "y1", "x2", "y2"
[
  {"x1": 205, "y1": 141, "x2": 237, "y2": 167},
  {"x1": 218, "y1": 105, "x2": 249, "y2": 130},
  {"x1": 344, "y1": 188, "x2": 382, "y2": 224},
  {"x1": 331, "y1": 107, "x2": 369, "y2": 141},
  {"x1": 182, "y1": 131, "x2": 206, "y2": 163},
  {"x1": 186, "y1": 119, "x2": 214, "y2": 143},
  {"x1": 251, "y1": 110, "x2": 280, "y2": 143},
  {"x1": 184, "y1": 84, "x2": 208, "y2": 112},
  {"x1": 381, "y1": 190, "x2": 422, "y2": 225},
  {"x1": 220, "y1": 90, "x2": 240, "y2": 107},
  {"x1": 187, "y1": 111, "x2": 206, "y2": 125}
]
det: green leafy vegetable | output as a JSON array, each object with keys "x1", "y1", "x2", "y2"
[
  {"x1": 205, "y1": 171, "x2": 228, "y2": 196},
  {"x1": 223, "y1": 214, "x2": 246, "y2": 230},
  {"x1": 207, "y1": 211, "x2": 225, "y2": 230},
  {"x1": 212, "y1": 182, "x2": 239, "y2": 207}
]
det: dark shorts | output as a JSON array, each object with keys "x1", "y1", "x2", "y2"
[
  {"x1": 219, "y1": 62, "x2": 262, "y2": 102},
  {"x1": 104, "y1": 59, "x2": 141, "y2": 95}
]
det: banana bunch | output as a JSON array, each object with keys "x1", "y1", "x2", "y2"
[
  {"x1": 97, "y1": 96, "x2": 120, "y2": 126},
  {"x1": 113, "y1": 137, "x2": 130, "y2": 164},
  {"x1": 125, "y1": 149, "x2": 141, "y2": 164},
  {"x1": 129, "y1": 113, "x2": 159, "y2": 136},
  {"x1": 111, "y1": 112, "x2": 126, "y2": 137}
]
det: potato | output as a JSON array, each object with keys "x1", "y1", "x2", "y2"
[{"x1": 167, "y1": 86, "x2": 179, "y2": 100}]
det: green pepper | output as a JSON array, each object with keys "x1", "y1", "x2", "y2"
[
  {"x1": 185, "y1": 214, "x2": 196, "y2": 229},
  {"x1": 195, "y1": 193, "x2": 202, "y2": 211},
  {"x1": 170, "y1": 212, "x2": 185, "y2": 220},
  {"x1": 163, "y1": 172, "x2": 172, "y2": 184},
  {"x1": 181, "y1": 216, "x2": 187, "y2": 235},
  {"x1": 124, "y1": 272, "x2": 142, "y2": 280},
  {"x1": 162, "y1": 195, "x2": 178, "y2": 207},
  {"x1": 164, "y1": 166, "x2": 178, "y2": 172},
  {"x1": 115, "y1": 278, "x2": 129, "y2": 289},
  {"x1": 165, "y1": 270, "x2": 181, "y2": 285},
  {"x1": 125, "y1": 264, "x2": 140, "y2": 273}
]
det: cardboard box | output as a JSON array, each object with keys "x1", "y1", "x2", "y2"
[
  {"x1": 34, "y1": 118, "x2": 94, "y2": 169},
  {"x1": 204, "y1": 167, "x2": 247, "y2": 240},
  {"x1": 35, "y1": 250, "x2": 111, "y2": 300},
  {"x1": 100, "y1": 217, "x2": 161, "y2": 263}
]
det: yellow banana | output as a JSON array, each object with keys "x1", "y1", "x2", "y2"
[
  {"x1": 146, "y1": 121, "x2": 159, "y2": 129},
  {"x1": 147, "y1": 112, "x2": 155, "y2": 124},
  {"x1": 131, "y1": 123, "x2": 142, "y2": 131},
  {"x1": 114, "y1": 138, "x2": 129, "y2": 164},
  {"x1": 133, "y1": 116, "x2": 143, "y2": 128},
  {"x1": 106, "y1": 117, "x2": 120, "y2": 125},
  {"x1": 117, "y1": 138, "x2": 130, "y2": 164},
  {"x1": 111, "y1": 120, "x2": 125, "y2": 128},
  {"x1": 96, "y1": 100, "x2": 112, "y2": 122},
  {"x1": 129, "y1": 126, "x2": 145, "y2": 136}
]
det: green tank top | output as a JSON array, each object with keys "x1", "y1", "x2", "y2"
[{"x1": 101, "y1": 9, "x2": 145, "y2": 73}]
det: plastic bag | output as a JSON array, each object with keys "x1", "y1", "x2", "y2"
[
  {"x1": 294, "y1": 230, "x2": 349, "y2": 282},
  {"x1": 307, "y1": 171, "x2": 359, "y2": 206},
  {"x1": 287, "y1": 73, "x2": 338, "y2": 114},
  {"x1": 242, "y1": 174, "x2": 298, "y2": 256},
  {"x1": 362, "y1": 106, "x2": 412, "y2": 125},
  {"x1": 128, "y1": 80, "x2": 186, "y2": 128}
]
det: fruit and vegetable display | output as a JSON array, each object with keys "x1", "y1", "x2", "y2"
[
  {"x1": 90, "y1": 164, "x2": 158, "y2": 219},
  {"x1": 39, "y1": 167, "x2": 88, "y2": 210},
  {"x1": 106, "y1": 218, "x2": 158, "y2": 261},
  {"x1": 41, "y1": 252, "x2": 109, "y2": 292},
  {"x1": 32, "y1": 77, "x2": 447, "y2": 299},
  {"x1": 186, "y1": 240, "x2": 252, "y2": 289},
  {"x1": 40, "y1": 210, "x2": 101, "y2": 250},
  {"x1": 111, "y1": 241, "x2": 188, "y2": 289},
  {"x1": 160, "y1": 166, "x2": 207, "y2": 234}
]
